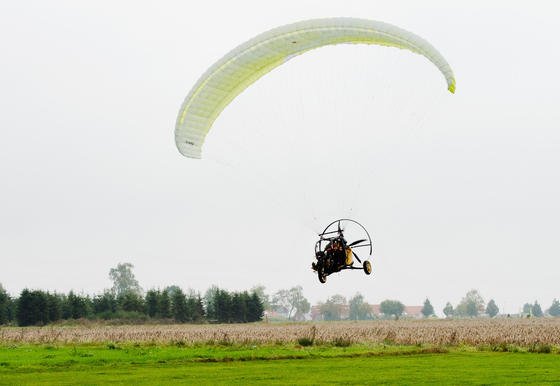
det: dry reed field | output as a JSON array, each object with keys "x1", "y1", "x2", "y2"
[{"x1": 2, "y1": 318, "x2": 560, "y2": 347}]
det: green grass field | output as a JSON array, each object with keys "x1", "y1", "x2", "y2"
[{"x1": 1, "y1": 343, "x2": 560, "y2": 385}]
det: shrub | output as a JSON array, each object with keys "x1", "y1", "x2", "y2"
[
  {"x1": 332, "y1": 336, "x2": 352, "y2": 347},
  {"x1": 528, "y1": 344, "x2": 552, "y2": 354},
  {"x1": 297, "y1": 337, "x2": 314, "y2": 346}
]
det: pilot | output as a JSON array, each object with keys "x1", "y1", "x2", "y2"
[{"x1": 331, "y1": 239, "x2": 345, "y2": 267}]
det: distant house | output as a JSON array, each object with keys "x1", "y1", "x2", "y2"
[
  {"x1": 263, "y1": 309, "x2": 285, "y2": 321},
  {"x1": 310, "y1": 303, "x2": 424, "y2": 320},
  {"x1": 370, "y1": 304, "x2": 381, "y2": 315},
  {"x1": 264, "y1": 309, "x2": 310, "y2": 321},
  {"x1": 339, "y1": 305, "x2": 349, "y2": 320},
  {"x1": 310, "y1": 305, "x2": 322, "y2": 320},
  {"x1": 370, "y1": 304, "x2": 423, "y2": 319},
  {"x1": 310, "y1": 304, "x2": 350, "y2": 321},
  {"x1": 402, "y1": 306, "x2": 423, "y2": 318}
]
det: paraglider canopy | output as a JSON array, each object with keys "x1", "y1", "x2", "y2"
[{"x1": 175, "y1": 17, "x2": 455, "y2": 159}]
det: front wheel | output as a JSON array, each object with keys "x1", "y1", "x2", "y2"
[
  {"x1": 318, "y1": 267, "x2": 327, "y2": 283},
  {"x1": 363, "y1": 261, "x2": 372, "y2": 275}
]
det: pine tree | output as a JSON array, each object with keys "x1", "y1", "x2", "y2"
[
  {"x1": 192, "y1": 294, "x2": 205, "y2": 322},
  {"x1": 118, "y1": 292, "x2": 144, "y2": 313},
  {"x1": 549, "y1": 299, "x2": 560, "y2": 316},
  {"x1": 532, "y1": 301, "x2": 543, "y2": 317},
  {"x1": 421, "y1": 298, "x2": 434, "y2": 317},
  {"x1": 16, "y1": 289, "x2": 34, "y2": 326},
  {"x1": 0, "y1": 284, "x2": 10, "y2": 325},
  {"x1": 486, "y1": 299, "x2": 499, "y2": 317},
  {"x1": 66, "y1": 291, "x2": 91, "y2": 319},
  {"x1": 34, "y1": 291, "x2": 49, "y2": 325},
  {"x1": 145, "y1": 290, "x2": 159, "y2": 318},
  {"x1": 171, "y1": 288, "x2": 188, "y2": 323},
  {"x1": 16, "y1": 289, "x2": 48, "y2": 326},
  {"x1": 215, "y1": 289, "x2": 232, "y2": 323},
  {"x1": 158, "y1": 290, "x2": 172, "y2": 319},
  {"x1": 46, "y1": 293, "x2": 62, "y2": 323},
  {"x1": 247, "y1": 291, "x2": 264, "y2": 322},
  {"x1": 92, "y1": 291, "x2": 117, "y2": 317},
  {"x1": 231, "y1": 292, "x2": 247, "y2": 323}
]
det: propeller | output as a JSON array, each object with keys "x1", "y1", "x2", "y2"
[{"x1": 347, "y1": 238, "x2": 367, "y2": 247}]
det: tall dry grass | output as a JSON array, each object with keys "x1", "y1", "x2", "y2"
[{"x1": 1, "y1": 319, "x2": 559, "y2": 346}]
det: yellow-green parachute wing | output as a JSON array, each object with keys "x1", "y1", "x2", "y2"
[{"x1": 175, "y1": 18, "x2": 455, "y2": 158}]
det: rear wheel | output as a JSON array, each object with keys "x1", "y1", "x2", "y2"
[{"x1": 363, "y1": 261, "x2": 372, "y2": 275}]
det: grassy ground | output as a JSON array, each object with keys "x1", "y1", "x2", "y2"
[{"x1": 1, "y1": 343, "x2": 560, "y2": 385}]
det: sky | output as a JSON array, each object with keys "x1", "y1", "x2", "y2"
[{"x1": 1, "y1": 0, "x2": 559, "y2": 315}]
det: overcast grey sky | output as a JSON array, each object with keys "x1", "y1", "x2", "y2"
[{"x1": 1, "y1": 0, "x2": 559, "y2": 315}]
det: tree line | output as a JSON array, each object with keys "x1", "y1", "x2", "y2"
[
  {"x1": 0, "y1": 263, "x2": 264, "y2": 326},
  {"x1": 441, "y1": 289, "x2": 560, "y2": 318},
  {"x1": 314, "y1": 294, "x2": 417, "y2": 321},
  {"x1": 0, "y1": 285, "x2": 264, "y2": 327},
  {"x1": 3, "y1": 263, "x2": 560, "y2": 325},
  {"x1": 284, "y1": 287, "x2": 560, "y2": 320}
]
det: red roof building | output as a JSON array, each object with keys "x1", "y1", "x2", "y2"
[{"x1": 310, "y1": 303, "x2": 424, "y2": 320}]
